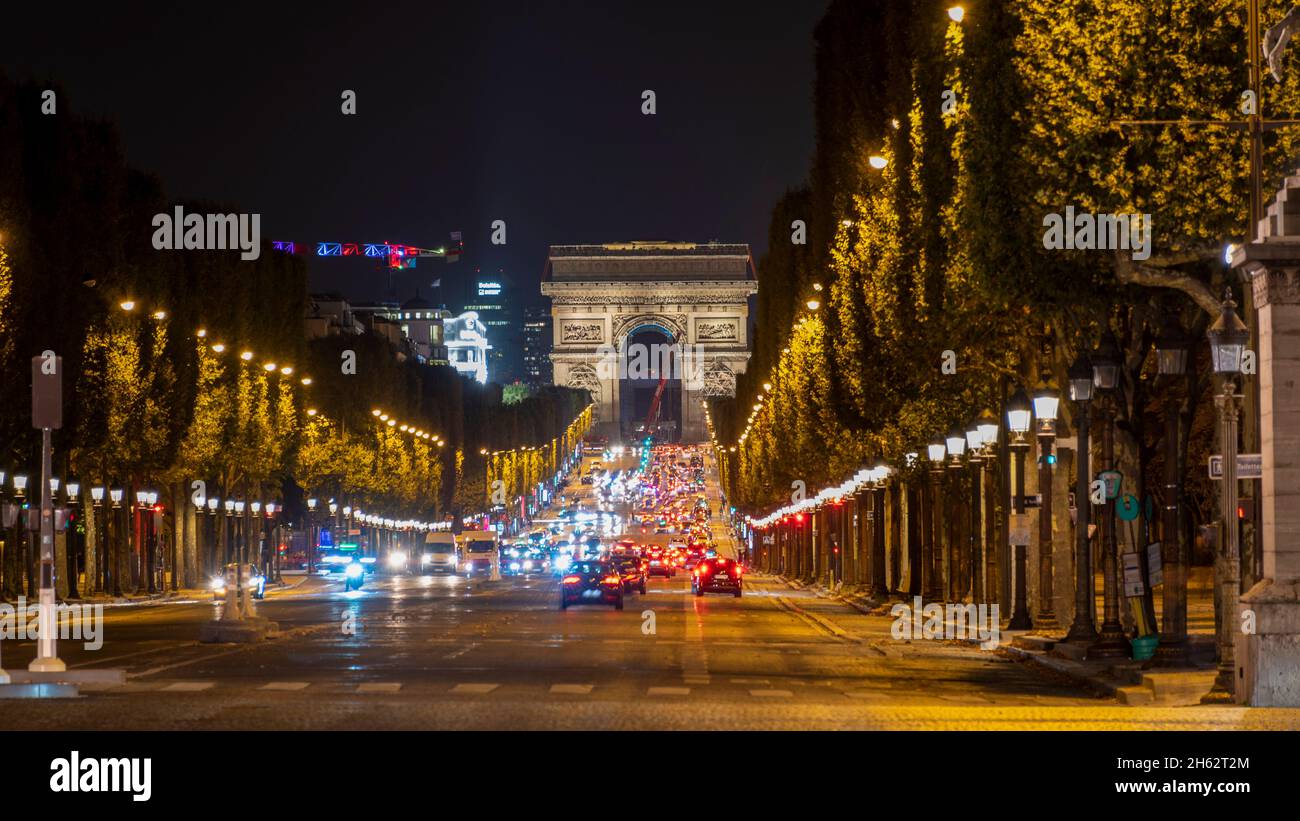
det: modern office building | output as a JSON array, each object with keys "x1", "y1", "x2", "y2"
[
  {"x1": 462, "y1": 272, "x2": 520, "y2": 383},
  {"x1": 521, "y1": 305, "x2": 553, "y2": 385}
]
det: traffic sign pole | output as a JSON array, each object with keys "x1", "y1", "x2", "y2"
[{"x1": 30, "y1": 354, "x2": 65, "y2": 672}]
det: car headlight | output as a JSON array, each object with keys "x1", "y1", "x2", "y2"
[
  {"x1": 420, "y1": 553, "x2": 432, "y2": 564},
  {"x1": 387, "y1": 552, "x2": 407, "y2": 569},
  {"x1": 210, "y1": 576, "x2": 226, "y2": 591},
  {"x1": 523, "y1": 560, "x2": 533, "y2": 570},
  {"x1": 510, "y1": 562, "x2": 521, "y2": 571},
  {"x1": 345, "y1": 564, "x2": 364, "y2": 578}
]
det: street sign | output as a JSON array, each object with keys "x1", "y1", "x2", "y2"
[
  {"x1": 1208, "y1": 454, "x2": 1262, "y2": 480},
  {"x1": 1146, "y1": 542, "x2": 1163, "y2": 587},
  {"x1": 1122, "y1": 551, "x2": 1145, "y2": 597},
  {"x1": 1022, "y1": 494, "x2": 1042, "y2": 509},
  {"x1": 32, "y1": 354, "x2": 62, "y2": 430},
  {"x1": 1009, "y1": 514, "x2": 1031, "y2": 546}
]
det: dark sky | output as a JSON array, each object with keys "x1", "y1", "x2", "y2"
[{"x1": 2, "y1": 1, "x2": 823, "y2": 308}]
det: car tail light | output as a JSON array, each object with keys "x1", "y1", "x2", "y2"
[
  {"x1": 602, "y1": 575, "x2": 621, "y2": 586},
  {"x1": 562, "y1": 575, "x2": 581, "y2": 585}
]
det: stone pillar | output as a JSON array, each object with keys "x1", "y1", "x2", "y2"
[{"x1": 1231, "y1": 173, "x2": 1300, "y2": 706}]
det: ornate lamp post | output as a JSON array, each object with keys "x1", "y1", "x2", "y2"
[
  {"x1": 945, "y1": 426, "x2": 968, "y2": 600},
  {"x1": 1153, "y1": 325, "x2": 1191, "y2": 666},
  {"x1": 1006, "y1": 387, "x2": 1034, "y2": 630},
  {"x1": 975, "y1": 410, "x2": 999, "y2": 605},
  {"x1": 1064, "y1": 355, "x2": 1099, "y2": 644},
  {"x1": 1089, "y1": 332, "x2": 1130, "y2": 658},
  {"x1": 1206, "y1": 292, "x2": 1249, "y2": 698},
  {"x1": 206, "y1": 496, "x2": 219, "y2": 577},
  {"x1": 965, "y1": 420, "x2": 986, "y2": 604},
  {"x1": 307, "y1": 497, "x2": 318, "y2": 574},
  {"x1": 926, "y1": 436, "x2": 947, "y2": 601},
  {"x1": 1032, "y1": 378, "x2": 1061, "y2": 633},
  {"x1": 90, "y1": 486, "x2": 106, "y2": 594},
  {"x1": 109, "y1": 488, "x2": 124, "y2": 596},
  {"x1": 870, "y1": 461, "x2": 891, "y2": 600}
]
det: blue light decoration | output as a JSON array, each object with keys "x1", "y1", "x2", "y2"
[{"x1": 317, "y1": 242, "x2": 343, "y2": 256}]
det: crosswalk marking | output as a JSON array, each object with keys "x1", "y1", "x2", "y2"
[
  {"x1": 356, "y1": 682, "x2": 402, "y2": 693},
  {"x1": 450, "y1": 683, "x2": 499, "y2": 694},
  {"x1": 549, "y1": 684, "x2": 594, "y2": 695},
  {"x1": 260, "y1": 682, "x2": 310, "y2": 691},
  {"x1": 160, "y1": 682, "x2": 214, "y2": 692}
]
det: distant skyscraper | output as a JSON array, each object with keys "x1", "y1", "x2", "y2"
[{"x1": 522, "y1": 305, "x2": 553, "y2": 385}]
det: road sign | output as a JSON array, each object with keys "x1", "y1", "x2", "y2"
[
  {"x1": 1122, "y1": 551, "x2": 1145, "y2": 597},
  {"x1": 1146, "y1": 542, "x2": 1163, "y2": 587},
  {"x1": 1021, "y1": 494, "x2": 1042, "y2": 509},
  {"x1": 1208, "y1": 454, "x2": 1262, "y2": 480},
  {"x1": 32, "y1": 354, "x2": 62, "y2": 429}
]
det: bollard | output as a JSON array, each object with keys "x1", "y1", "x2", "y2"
[{"x1": 220, "y1": 563, "x2": 242, "y2": 622}]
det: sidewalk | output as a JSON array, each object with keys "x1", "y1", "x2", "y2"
[
  {"x1": 773, "y1": 569, "x2": 1223, "y2": 707},
  {"x1": 2, "y1": 571, "x2": 315, "y2": 608}
]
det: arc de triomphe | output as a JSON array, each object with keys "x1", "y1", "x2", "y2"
[{"x1": 541, "y1": 242, "x2": 757, "y2": 443}]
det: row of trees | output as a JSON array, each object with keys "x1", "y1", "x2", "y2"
[
  {"x1": 0, "y1": 74, "x2": 589, "y2": 595},
  {"x1": 717, "y1": 0, "x2": 1300, "y2": 590}
]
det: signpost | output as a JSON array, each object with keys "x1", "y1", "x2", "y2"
[
  {"x1": 1208, "y1": 453, "x2": 1263, "y2": 480},
  {"x1": 30, "y1": 352, "x2": 66, "y2": 673}
]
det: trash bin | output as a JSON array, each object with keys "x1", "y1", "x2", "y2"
[{"x1": 1131, "y1": 634, "x2": 1159, "y2": 660}]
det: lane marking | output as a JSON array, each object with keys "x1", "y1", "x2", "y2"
[
  {"x1": 731, "y1": 677, "x2": 770, "y2": 685},
  {"x1": 648, "y1": 686, "x2": 691, "y2": 696},
  {"x1": 750, "y1": 689, "x2": 793, "y2": 698},
  {"x1": 549, "y1": 684, "x2": 594, "y2": 695},
  {"x1": 357, "y1": 682, "x2": 402, "y2": 693},
  {"x1": 450, "y1": 683, "x2": 499, "y2": 694},
  {"x1": 260, "y1": 681, "x2": 311, "y2": 691},
  {"x1": 160, "y1": 681, "x2": 214, "y2": 692}
]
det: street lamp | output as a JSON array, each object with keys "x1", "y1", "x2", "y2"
[
  {"x1": 925, "y1": 436, "x2": 947, "y2": 601},
  {"x1": 1206, "y1": 291, "x2": 1249, "y2": 698},
  {"x1": 1153, "y1": 325, "x2": 1191, "y2": 666},
  {"x1": 1064, "y1": 354, "x2": 1099, "y2": 644},
  {"x1": 110, "y1": 488, "x2": 123, "y2": 508},
  {"x1": 945, "y1": 426, "x2": 967, "y2": 600},
  {"x1": 1006, "y1": 386, "x2": 1033, "y2": 630},
  {"x1": 1032, "y1": 378, "x2": 1061, "y2": 633},
  {"x1": 965, "y1": 420, "x2": 987, "y2": 603},
  {"x1": 1089, "y1": 332, "x2": 1130, "y2": 658},
  {"x1": 13, "y1": 474, "x2": 27, "y2": 499},
  {"x1": 66, "y1": 482, "x2": 79, "y2": 501}
]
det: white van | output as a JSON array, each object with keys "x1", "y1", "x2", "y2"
[
  {"x1": 422, "y1": 532, "x2": 458, "y2": 574},
  {"x1": 459, "y1": 530, "x2": 500, "y2": 577}
]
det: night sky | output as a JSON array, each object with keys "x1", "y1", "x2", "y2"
[{"x1": 2, "y1": 1, "x2": 822, "y2": 308}]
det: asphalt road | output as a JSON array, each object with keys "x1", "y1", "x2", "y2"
[{"x1": 2, "y1": 449, "x2": 1297, "y2": 730}]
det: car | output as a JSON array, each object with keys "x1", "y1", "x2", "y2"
[
  {"x1": 692, "y1": 557, "x2": 743, "y2": 597},
  {"x1": 421, "y1": 533, "x2": 459, "y2": 574},
  {"x1": 611, "y1": 555, "x2": 648, "y2": 594},
  {"x1": 645, "y1": 550, "x2": 675, "y2": 577},
  {"x1": 683, "y1": 546, "x2": 705, "y2": 569},
  {"x1": 560, "y1": 560, "x2": 625, "y2": 610}
]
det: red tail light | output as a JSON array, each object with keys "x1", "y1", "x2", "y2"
[
  {"x1": 562, "y1": 575, "x2": 581, "y2": 585},
  {"x1": 602, "y1": 575, "x2": 621, "y2": 586}
]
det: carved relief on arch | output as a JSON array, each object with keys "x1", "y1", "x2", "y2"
[
  {"x1": 566, "y1": 363, "x2": 602, "y2": 399},
  {"x1": 612, "y1": 313, "x2": 687, "y2": 344}
]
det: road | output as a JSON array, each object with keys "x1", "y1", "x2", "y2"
[{"x1": 1, "y1": 449, "x2": 1298, "y2": 730}]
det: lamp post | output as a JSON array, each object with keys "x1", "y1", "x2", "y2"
[
  {"x1": 870, "y1": 462, "x2": 891, "y2": 600},
  {"x1": 1153, "y1": 325, "x2": 1191, "y2": 666},
  {"x1": 1006, "y1": 386, "x2": 1034, "y2": 630},
  {"x1": 1032, "y1": 377, "x2": 1061, "y2": 633},
  {"x1": 1064, "y1": 355, "x2": 1099, "y2": 644},
  {"x1": 1206, "y1": 291, "x2": 1249, "y2": 699},
  {"x1": 926, "y1": 436, "x2": 947, "y2": 601},
  {"x1": 1089, "y1": 331, "x2": 1130, "y2": 658},
  {"x1": 90, "y1": 486, "x2": 105, "y2": 595},
  {"x1": 109, "y1": 488, "x2": 124, "y2": 596},
  {"x1": 975, "y1": 411, "x2": 999, "y2": 605},
  {"x1": 945, "y1": 426, "x2": 968, "y2": 601},
  {"x1": 206, "y1": 496, "x2": 219, "y2": 577},
  {"x1": 307, "y1": 497, "x2": 318, "y2": 575},
  {"x1": 965, "y1": 421, "x2": 986, "y2": 604}
]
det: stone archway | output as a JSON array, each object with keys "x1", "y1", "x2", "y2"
[{"x1": 542, "y1": 241, "x2": 757, "y2": 443}]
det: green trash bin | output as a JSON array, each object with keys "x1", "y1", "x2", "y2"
[{"x1": 1131, "y1": 634, "x2": 1159, "y2": 661}]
